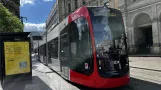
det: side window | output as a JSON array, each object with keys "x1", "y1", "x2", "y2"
[
  {"x1": 60, "y1": 34, "x2": 69, "y2": 57},
  {"x1": 41, "y1": 45, "x2": 43, "y2": 56},
  {"x1": 40, "y1": 45, "x2": 45, "y2": 56},
  {"x1": 60, "y1": 26, "x2": 70, "y2": 58},
  {"x1": 44, "y1": 44, "x2": 46, "y2": 56},
  {"x1": 48, "y1": 38, "x2": 58, "y2": 59},
  {"x1": 39, "y1": 45, "x2": 42, "y2": 55},
  {"x1": 69, "y1": 17, "x2": 93, "y2": 75}
]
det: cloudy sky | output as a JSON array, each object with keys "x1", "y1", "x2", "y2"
[{"x1": 20, "y1": 0, "x2": 55, "y2": 32}]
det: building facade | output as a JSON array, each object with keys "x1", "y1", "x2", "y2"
[
  {"x1": 0, "y1": 0, "x2": 20, "y2": 18},
  {"x1": 61, "y1": 0, "x2": 119, "y2": 20},
  {"x1": 46, "y1": 1, "x2": 59, "y2": 33},
  {"x1": 119, "y1": 0, "x2": 161, "y2": 55},
  {"x1": 61, "y1": 0, "x2": 102, "y2": 19},
  {"x1": 103, "y1": 0, "x2": 119, "y2": 9},
  {"x1": 46, "y1": 0, "x2": 119, "y2": 33}
]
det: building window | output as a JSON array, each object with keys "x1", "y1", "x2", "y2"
[
  {"x1": 82, "y1": 0, "x2": 86, "y2": 5},
  {"x1": 68, "y1": 3, "x2": 71, "y2": 13},
  {"x1": 75, "y1": 0, "x2": 78, "y2": 9}
]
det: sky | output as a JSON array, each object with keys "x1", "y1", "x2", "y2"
[{"x1": 20, "y1": 0, "x2": 56, "y2": 32}]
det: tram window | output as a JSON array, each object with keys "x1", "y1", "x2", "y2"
[
  {"x1": 39, "y1": 44, "x2": 46, "y2": 56},
  {"x1": 39, "y1": 46, "x2": 41, "y2": 55},
  {"x1": 44, "y1": 44, "x2": 46, "y2": 56},
  {"x1": 43, "y1": 45, "x2": 45, "y2": 56},
  {"x1": 41, "y1": 45, "x2": 44, "y2": 56},
  {"x1": 40, "y1": 45, "x2": 43, "y2": 56},
  {"x1": 48, "y1": 38, "x2": 58, "y2": 59},
  {"x1": 69, "y1": 17, "x2": 93, "y2": 75},
  {"x1": 60, "y1": 25, "x2": 70, "y2": 68},
  {"x1": 60, "y1": 33, "x2": 69, "y2": 57}
]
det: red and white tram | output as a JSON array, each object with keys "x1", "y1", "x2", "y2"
[{"x1": 36, "y1": 6, "x2": 130, "y2": 89}]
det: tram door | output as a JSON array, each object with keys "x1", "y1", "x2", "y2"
[{"x1": 60, "y1": 27, "x2": 70, "y2": 79}]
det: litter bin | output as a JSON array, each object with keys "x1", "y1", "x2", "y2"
[{"x1": 0, "y1": 32, "x2": 32, "y2": 84}]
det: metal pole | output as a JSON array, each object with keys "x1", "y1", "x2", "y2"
[
  {"x1": 38, "y1": 40, "x2": 40, "y2": 61},
  {"x1": 20, "y1": 16, "x2": 27, "y2": 24},
  {"x1": 46, "y1": 26, "x2": 48, "y2": 66}
]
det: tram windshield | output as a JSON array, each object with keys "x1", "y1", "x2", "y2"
[{"x1": 88, "y1": 7, "x2": 129, "y2": 78}]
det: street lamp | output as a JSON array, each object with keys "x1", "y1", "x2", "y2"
[{"x1": 20, "y1": 16, "x2": 27, "y2": 24}]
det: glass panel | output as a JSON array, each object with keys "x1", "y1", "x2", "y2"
[
  {"x1": 48, "y1": 38, "x2": 58, "y2": 64},
  {"x1": 60, "y1": 33, "x2": 69, "y2": 57},
  {"x1": 50, "y1": 38, "x2": 58, "y2": 59},
  {"x1": 60, "y1": 26, "x2": 70, "y2": 73},
  {"x1": 69, "y1": 17, "x2": 93, "y2": 75},
  {"x1": 88, "y1": 7, "x2": 129, "y2": 78},
  {"x1": 40, "y1": 44, "x2": 46, "y2": 56}
]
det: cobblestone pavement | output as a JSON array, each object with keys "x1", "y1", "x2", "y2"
[{"x1": 0, "y1": 57, "x2": 161, "y2": 90}]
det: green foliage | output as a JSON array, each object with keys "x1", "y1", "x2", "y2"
[{"x1": 0, "y1": 3, "x2": 23, "y2": 32}]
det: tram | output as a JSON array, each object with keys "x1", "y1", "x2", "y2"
[{"x1": 35, "y1": 6, "x2": 130, "y2": 88}]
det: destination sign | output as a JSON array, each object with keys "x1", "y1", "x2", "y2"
[{"x1": 94, "y1": 12, "x2": 116, "y2": 17}]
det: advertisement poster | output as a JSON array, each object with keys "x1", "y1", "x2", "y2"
[{"x1": 4, "y1": 42, "x2": 30, "y2": 75}]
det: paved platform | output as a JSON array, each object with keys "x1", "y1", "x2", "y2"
[
  {"x1": 129, "y1": 57, "x2": 161, "y2": 85},
  {"x1": 0, "y1": 57, "x2": 161, "y2": 90}
]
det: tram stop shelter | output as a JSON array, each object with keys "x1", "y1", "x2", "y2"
[{"x1": 0, "y1": 32, "x2": 32, "y2": 84}]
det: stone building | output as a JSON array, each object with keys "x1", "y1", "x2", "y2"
[
  {"x1": 103, "y1": 0, "x2": 119, "y2": 9},
  {"x1": 119, "y1": 0, "x2": 161, "y2": 55},
  {"x1": 61, "y1": 0, "x2": 119, "y2": 19},
  {"x1": 0, "y1": 0, "x2": 20, "y2": 18},
  {"x1": 46, "y1": 0, "x2": 119, "y2": 33},
  {"x1": 46, "y1": 0, "x2": 103, "y2": 33},
  {"x1": 46, "y1": 1, "x2": 59, "y2": 33},
  {"x1": 61, "y1": 0, "x2": 102, "y2": 19}
]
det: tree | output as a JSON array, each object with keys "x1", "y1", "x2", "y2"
[{"x1": 0, "y1": 3, "x2": 23, "y2": 32}]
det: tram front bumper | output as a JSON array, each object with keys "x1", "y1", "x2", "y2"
[{"x1": 93, "y1": 75, "x2": 130, "y2": 89}]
